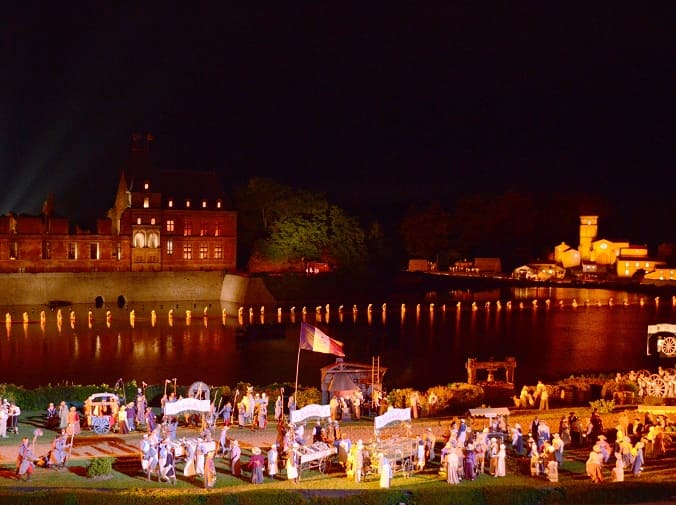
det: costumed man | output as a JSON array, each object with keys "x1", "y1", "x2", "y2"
[
  {"x1": 126, "y1": 402, "x2": 136, "y2": 432},
  {"x1": 58, "y1": 401, "x2": 69, "y2": 430},
  {"x1": 16, "y1": 437, "x2": 35, "y2": 481},
  {"x1": 144, "y1": 407, "x2": 157, "y2": 433},
  {"x1": 46, "y1": 402, "x2": 59, "y2": 429},
  {"x1": 247, "y1": 446, "x2": 265, "y2": 484},
  {"x1": 49, "y1": 430, "x2": 70, "y2": 469},
  {"x1": 535, "y1": 380, "x2": 549, "y2": 410},
  {"x1": 275, "y1": 396, "x2": 283, "y2": 422},
  {"x1": 158, "y1": 440, "x2": 177, "y2": 484},
  {"x1": 218, "y1": 425, "x2": 230, "y2": 458},
  {"x1": 267, "y1": 443, "x2": 279, "y2": 478},
  {"x1": 221, "y1": 401, "x2": 233, "y2": 426}
]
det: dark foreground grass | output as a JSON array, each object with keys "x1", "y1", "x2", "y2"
[
  {"x1": 0, "y1": 458, "x2": 674, "y2": 505},
  {"x1": 0, "y1": 483, "x2": 674, "y2": 505}
]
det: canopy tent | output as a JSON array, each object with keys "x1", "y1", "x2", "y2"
[{"x1": 328, "y1": 373, "x2": 359, "y2": 396}]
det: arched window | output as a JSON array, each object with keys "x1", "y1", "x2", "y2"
[
  {"x1": 148, "y1": 232, "x2": 159, "y2": 249},
  {"x1": 134, "y1": 231, "x2": 145, "y2": 248}
]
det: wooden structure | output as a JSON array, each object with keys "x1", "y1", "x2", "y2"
[
  {"x1": 465, "y1": 357, "x2": 516, "y2": 386},
  {"x1": 319, "y1": 357, "x2": 387, "y2": 404}
]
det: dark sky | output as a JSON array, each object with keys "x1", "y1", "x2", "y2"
[{"x1": 1, "y1": 5, "x2": 673, "y2": 244}]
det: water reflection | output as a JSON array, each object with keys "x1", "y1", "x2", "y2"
[{"x1": 0, "y1": 288, "x2": 673, "y2": 391}]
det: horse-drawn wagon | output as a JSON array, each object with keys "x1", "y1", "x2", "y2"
[{"x1": 85, "y1": 392, "x2": 120, "y2": 434}]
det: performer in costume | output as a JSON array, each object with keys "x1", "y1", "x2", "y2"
[
  {"x1": 446, "y1": 448, "x2": 460, "y2": 484},
  {"x1": 58, "y1": 401, "x2": 69, "y2": 430},
  {"x1": 247, "y1": 446, "x2": 265, "y2": 483},
  {"x1": 585, "y1": 444, "x2": 604, "y2": 483},
  {"x1": 16, "y1": 437, "x2": 35, "y2": 481},
  {"x1": 463, "y1": 442, "x2": 477, "y2": 480},
  {"x1": 230, "y1": 439, "x2": 242, "y2": 476},
  {"x1": 204, "y1": 449, "x2": 216, "y2": 489},
  {"x1": 267, "y1": 443, "x2": 279, "y2": 478}
]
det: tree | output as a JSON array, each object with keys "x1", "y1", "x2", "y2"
[
  {"x1": 400, "y1": 202, "x2": 452, "y2": 261},
  {"x1": 235, "y1": 178, "x2": 368, "y2": 271}
]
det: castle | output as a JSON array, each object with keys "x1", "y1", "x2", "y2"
[{"x1": 0, "y1": 134, "x2": 237, "y2": 274}]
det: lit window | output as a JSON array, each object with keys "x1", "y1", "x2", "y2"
[
  {"x1": 148, "y1": 232, "x2": 159, "y2": 248},
  {"x1": 116, "y1": 243, "x2": 122, "y2": 260},
  {"x1": 168, "y1": 199, "x2": 173, "y2": 208},
  {"x1": 216, "y1": 200, "x2": 222, "y2": 209},
  {"x1": 137, "y1": 217, "x2": 142, "y2": 225},
  {"x1": 186, "y1": 200, "x2": 191, "y2": 208},
  {"x1": 199, "y1": 244, "x2": 208, "y2": 259},
  {"x1": 150, "y1": 217, "x2": 156, "y2": 225},
  {"x1": 144, "y1": 182, "x2": 149, "y2": 190},
  {"x1": 200, "y1": 222, "x2": 209, "y2": 236},
  {"x1": 143, "y1": 197, "x2": 149, "y2": 208},
  {"x1": 214, "y1": 244, "x2": 223, "y2": 259},
  {"x1": 166, "y1": 219, "x2": 175, "y2": 232},
  {"x1": 90, "y1": 242, "x2": 100, "y2": 260},
  {"x1": 214, "y1": 223, "x2": 223, "y2": 236},
  {"x1": 183, "y1": 244, "x2": 193, "y2": 259},
  {"x1": 68, "y1": 243, "x2": 77, "y2": 260},
  {"x1": 184, "y1": 221, "x2": 192, "y2": 236},
  {"x1": 134, "y1": 232, "x2": 145, "y2": 248},
  {"x1": 202, "y1": 200, "x2": 207, "y2": 208},
  {"x1": 167, "y1": 239, "x2": 173, "y2": 256},
  {"x1": 42, "y1": 241, "x2": 51, "y2": 260}
]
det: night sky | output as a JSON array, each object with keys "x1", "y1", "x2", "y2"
[{"x1": 2, "y1": 5, "x2": 673, "y2": 246}]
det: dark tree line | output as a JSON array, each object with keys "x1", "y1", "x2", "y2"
[{"x1": 233, "y1": 178, "x2": 669, "y2": 273}]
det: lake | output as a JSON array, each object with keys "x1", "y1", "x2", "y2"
[{"x1": 1, "y1": 286, "x2": 674, "y2": 392}]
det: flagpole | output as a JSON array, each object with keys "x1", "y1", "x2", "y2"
[{"x1": 294, "y1": 344, "x2": 302, "y2": 404}]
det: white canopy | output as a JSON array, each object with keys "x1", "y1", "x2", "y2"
[{"x1": 468, "y1": 407, "x2": 510, "y2": 418}]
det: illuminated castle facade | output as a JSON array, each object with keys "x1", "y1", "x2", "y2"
[{"x1": 0, "y1": 135, "x2": 237, "y2": 274}]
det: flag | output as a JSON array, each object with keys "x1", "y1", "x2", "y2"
[{"x1": 299, "y1": 323, "x2": 345, "y2": 357}]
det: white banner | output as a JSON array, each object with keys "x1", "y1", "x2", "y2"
[
  {"x1": 374, "y1": 408, "x2": 411, "y2": 430},
  {"x1": 648, "y1": 323, "x2": 676, "y2": 335},
  {"x1": 164, "y1": 398, "x2": 211, "y2": 416},
  {"x1": 290, "y1": 404, "x2": 330, "y2": 424}
]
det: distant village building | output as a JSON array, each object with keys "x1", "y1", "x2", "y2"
[
  {"x1": 449, "y1": 257, "x2": 502, "y2": 275},
  {"x1": 0, "y1": 134, "x2": 237, "y2": 273},
  {"x1": 512, "y1": 263, "x2": 565, "y2": 281}
]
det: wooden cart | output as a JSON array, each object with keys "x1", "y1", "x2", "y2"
[
  {"x1": 86, "y1": 392, "x2": 120, "y2": 434},
  {"x1": 298, "y1": 442, "x2": 337, "y2": 478}
]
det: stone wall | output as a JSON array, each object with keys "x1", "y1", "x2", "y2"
[{"x1": 0, "y1": 272, "x2": 276, "y2": 306}]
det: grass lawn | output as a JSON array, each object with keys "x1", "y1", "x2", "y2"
[{"x1": 0, "y1": 409, "x2": 673, "y2": 504}]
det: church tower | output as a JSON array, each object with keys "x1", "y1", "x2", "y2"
[{"x1": 579, "y1": 215, "x2": 598, "y2": 261}]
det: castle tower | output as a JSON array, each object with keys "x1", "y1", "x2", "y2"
[{"x1": 579, "y1": 215, "x2": 598, "y2": 261}]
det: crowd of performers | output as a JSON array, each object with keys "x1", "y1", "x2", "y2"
[{"x1": 10, "y1": 384, "x2": 674, "y2": 490}]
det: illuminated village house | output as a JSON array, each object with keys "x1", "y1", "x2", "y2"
[{"x1": 0, "y1": 136, "x2": 236, "y2": 273}]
